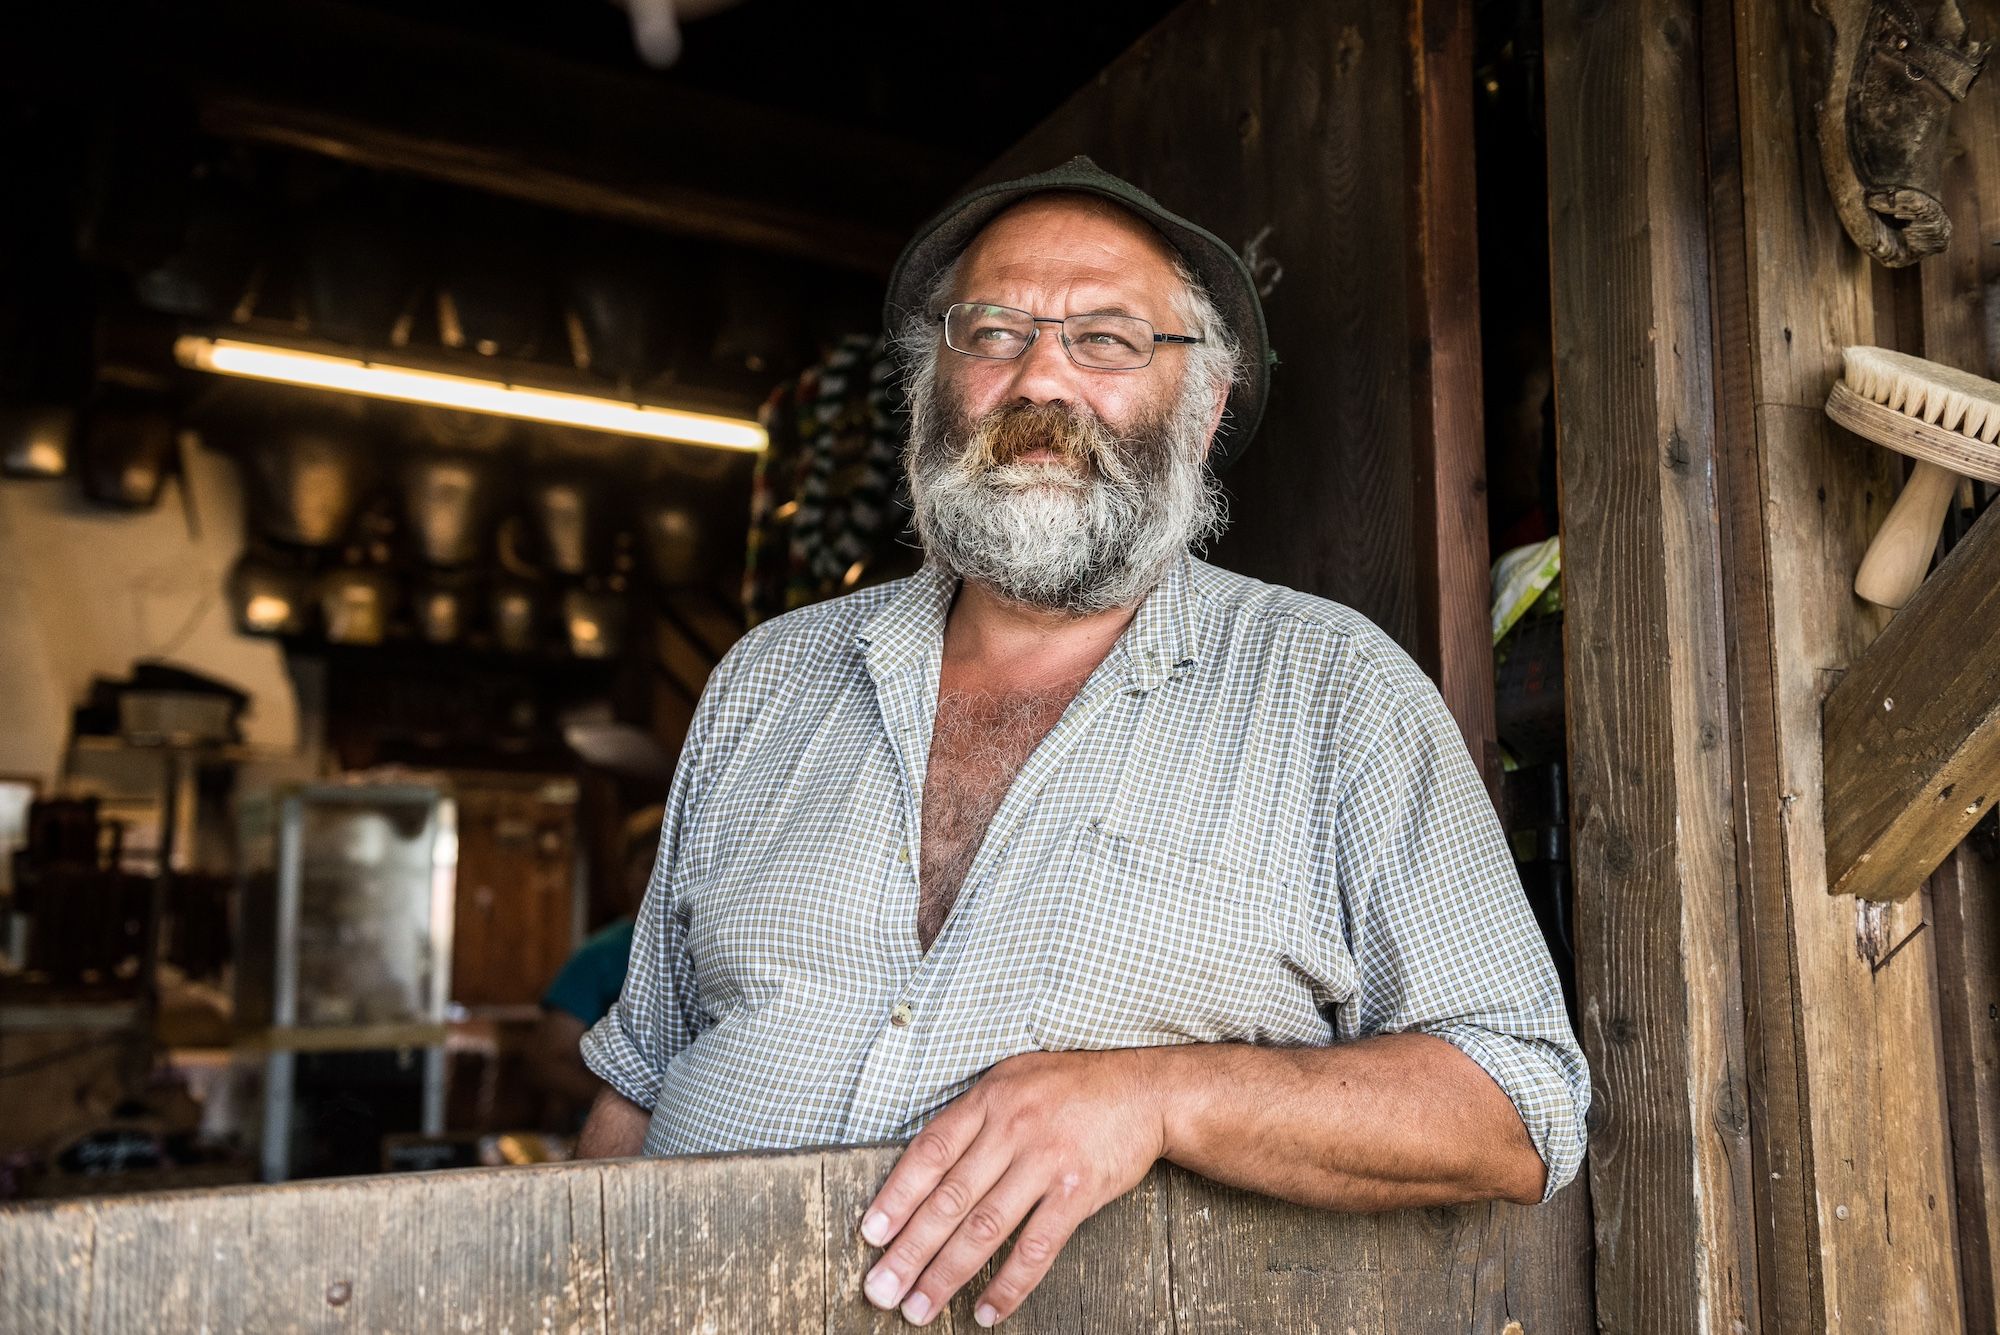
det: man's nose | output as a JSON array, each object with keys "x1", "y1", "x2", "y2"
[{"x1": 1002, "y1": 324, "x2": 1083, "y2": 406}]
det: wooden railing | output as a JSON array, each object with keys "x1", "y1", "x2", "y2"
[{"x1": 1, "y1": 1145, "x2": 1587, "y2": 1331}]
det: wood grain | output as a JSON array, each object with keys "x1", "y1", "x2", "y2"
[
  {"x1": 0, "y1": 1149, "x2": 1570, "y2": 1333},
  {"x1": 1930, "y1": 841, "x2": 2000, "y2": 1334},
  {"x1": 1821, "y1": 502, "x2": 2000, "y2": 900},
  {"x1": 150, "y1": 0, "x2": 970, "y2": 273},
  {"x1": 1542, "y1": 0, "x2": 1759, "y2": 1328},
  {"x1": 1702, "y1": 4, "x2": 1819, "y2": 1326},
  {"x1": 451, "y1": 775, "x2": 581, "y2": 1007},
  {"x1": 1724, "y1": 0, "x2": 1968, "y2": 1323},
  {"x1": 981, "y1": 0, "x2": 1425, "y2": 676},
  {"x1": 1406, "y1": 0, "x2": 1502, "y2": 794},
  {"x1": 1916, "y1": 29, "x2": 2000, "y2": 1326}
]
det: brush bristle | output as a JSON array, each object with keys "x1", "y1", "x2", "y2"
[{"x1": 1843, "y1": 346, "x2": 2000, "y2": 444}]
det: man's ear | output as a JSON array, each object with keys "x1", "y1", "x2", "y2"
[{"x1": 1200, "y1": 383, "x2": 1229, "y2": 463}]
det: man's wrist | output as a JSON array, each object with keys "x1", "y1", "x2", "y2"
[{"x1": 1117, "y1": 1043, "x2": 1213, "y2": 1165}]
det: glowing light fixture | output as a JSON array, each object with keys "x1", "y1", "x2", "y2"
[{"x1": 174, "y1": 336, "x2": 767, "y2": 452}]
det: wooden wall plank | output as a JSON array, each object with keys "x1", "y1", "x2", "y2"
[
  {"x1": 1701, "y1": 2, "x2": 1820, "y2": 1324},
  {"x1": 1406, "y1": 0, "x2": 1502, "y2": 794},
  {"x1": 1725, "y1": 0, "x2": 1968, "y2": 1322},
  {"x1": 979, "y1": 0, "x2": 1425, "y2": 677},
  {"x1": 1542, "y1": 0, "x2": 1759, "y2": 1329},
  {"x1": 1931, "y1": 841, "x2": 2000, "y2": 1333},
  {"x1": 1916, "y1": 12, "x2": 2000, "y2": 1322}
]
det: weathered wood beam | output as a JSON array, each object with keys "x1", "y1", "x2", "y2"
[
  {"x1": 127, "y1": 0, "x2": 975, "y2": 274},
  {"x1": 1543, "y1": 0, "x2": 1758, "y2": 1329},
  {"x1": 1822, "y1": 501, "x2": 2000, "y2": 900},
  {"x1": 1914, "y1": 30, "x2": 2000, "y2": 1324},
  {"x1": 1, "y1": 1146, "x2": 1538, "y2": 1332},
  {"x1": 198, "y1": 95, "x2": 911, "y2": 274},
  {"x1": 1931, "y1": 839, "x2": 2000, "y2": 1332},
  {"x1": 1405, "y1": 0, "x2": 1500, "y2": 796},
  {"x1": 1723, "y1": 0, "x2": 1965, "y2": 1323}
]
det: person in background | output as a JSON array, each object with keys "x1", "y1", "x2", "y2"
[{"x1": 527, "y1": 806, "x2": 661, "y2": 1126}]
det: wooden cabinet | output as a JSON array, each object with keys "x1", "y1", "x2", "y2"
[{"x1": 447, "y1": 775, "x2": 579, "y2": 1009}]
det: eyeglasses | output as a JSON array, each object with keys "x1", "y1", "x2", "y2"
[{"x1": 938, "y1": 301, "x2": 1202, "y2": 371}]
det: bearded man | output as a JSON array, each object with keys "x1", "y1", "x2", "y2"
[{"x1": 577, "y1": 158, "x2": 1587, "y2": 1328}]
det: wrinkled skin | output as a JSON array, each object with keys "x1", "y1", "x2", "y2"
[{"x1": 1812, "y1": 0, "x2": 1989, "y2": 266}]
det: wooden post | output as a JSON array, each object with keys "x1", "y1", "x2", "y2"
[
  {"x1": 1542, "y1": 0, "x2": 1759, "y2": 1329},
  {"x1": 1716, "y1": 0, "x2": 1970, "y2": 1325},
  {"x1": 1913, "y1": 19, "x2": 2000, "y2": 1325},
  {"x1": 1406, "y1": 0, "x2": 1502, "y2": 794}
]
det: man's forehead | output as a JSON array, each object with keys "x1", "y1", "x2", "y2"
[{"x1": 955, "y1": 194, "x2": 1185, "y2": 299}]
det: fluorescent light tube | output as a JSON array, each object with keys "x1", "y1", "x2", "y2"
[{"x1": 174, "y1": 336, "x2": 767, "y2": 452}]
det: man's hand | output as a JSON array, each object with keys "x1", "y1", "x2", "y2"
[{"x1": 857, "y1": 1049, "x2": 1166, "y2": 1327}]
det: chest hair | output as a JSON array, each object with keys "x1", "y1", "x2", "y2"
[{"x1": 916, "y1": 683, "x2": 1082, "y2": 949}]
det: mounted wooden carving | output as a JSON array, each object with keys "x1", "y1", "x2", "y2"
[{"x1": 1811, "y1": 0, "x2": 1990, "y2": 266}]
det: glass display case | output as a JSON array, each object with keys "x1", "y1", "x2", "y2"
[{"x1": 236, "y1": 783, "x2": 456, "y2": 1181}]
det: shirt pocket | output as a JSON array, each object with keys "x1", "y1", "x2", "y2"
[{"x1": 1029, "y1": 818, "x2": 1287, "y2": 1051}]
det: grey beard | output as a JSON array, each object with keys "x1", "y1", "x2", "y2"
[{"x1": 903, "y1": 380, "x2": 1228, "y2": 616}]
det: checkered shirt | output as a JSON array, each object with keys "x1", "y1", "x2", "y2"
[{"x1": 582, "y1": 554, "x2": 1589, "y2": 1199}]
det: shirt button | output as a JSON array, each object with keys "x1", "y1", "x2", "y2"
[
  {"x1": 889, "y1": 1003, "x2": 913, "y2": 1028},
  {"x1": 896, "y1": 846, "x2": 910, "y2": 864}
]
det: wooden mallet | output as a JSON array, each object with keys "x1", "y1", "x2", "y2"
[{"x1": 1826, "y1": 346, "x2": 2000, "y2": 609}]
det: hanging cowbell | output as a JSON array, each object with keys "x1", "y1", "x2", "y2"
[
  {"x1": 412, "y1": 571, "x2": 477, "y2": 645},
  {"x1": 638, "y1": 496, "x2": 706, "y2": 587},
  {"x1": 561, "y1": 587, "x2": 627, "y2": 660},
  {"x1": 236, "y1": 412, "x2": 375, "y2": 549},
  {"x1": 318, "y1": 566, "x2": 394, "y2": 646},
  {"x1": 0, "y1": 403, "x2": 74, "y2": 478},
  {"x1": 490, "y1": 582, "x2": 542, "y2": 654},
  {"x1": 401, "y1": 453, "x2": 500, "y2": 567},
  {"x1": 229, "y1": 558, "x2": 311, "y2": 637},
  {"x1": 80, "y1": 387, "x2": 179, "y2": 509},
  {"x1": 528, "y1": 474, "x2": 606, "y2": 578}
]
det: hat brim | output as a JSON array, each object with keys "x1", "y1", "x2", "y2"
[{"x1": 883, "y1": 157, "x2": 1271, "y2": 470}]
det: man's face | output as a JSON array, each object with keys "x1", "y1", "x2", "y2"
[
  {"x1": 941, "y1": 196, "x2": 1192, "y2": 439},
  {"x1": 904, "y1": 195, "x2": 1228, "y2": 615}
]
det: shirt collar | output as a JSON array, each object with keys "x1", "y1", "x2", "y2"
[{"x1": 855, "y1": 553, "x2": 1201, "y2": 693}]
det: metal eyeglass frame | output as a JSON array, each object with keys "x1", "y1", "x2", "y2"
[{"x1": 937, "y1": 301, "x2": 1203, "y2": 371}]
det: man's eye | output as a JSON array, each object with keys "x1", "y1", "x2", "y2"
[
  {"x1": 974, "y1": 326, "x2": 1023, "y2": 344},
  {"x1": 1078, "y1": 332, "x2": 1139, "y2": 350}
]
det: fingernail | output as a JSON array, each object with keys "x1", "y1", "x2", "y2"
[
  {"x1": 901, "y1": 1291, "x2": 932, "y2": 1324},
  {"x1": 863, "y1": 1265, "x2": 901, "y2": 1309},
  {"x1": 860, "y1": 1210, "x2": 891, "y2": 1246},
  {"x1": 975, "y1": 1302, "x2": 999, "y2": 1327}
]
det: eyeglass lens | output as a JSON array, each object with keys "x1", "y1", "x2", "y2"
[{"x1": 943, "y1": 303, "x2": 1158, "y2": 370}]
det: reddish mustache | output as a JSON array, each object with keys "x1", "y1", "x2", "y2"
[{"x1": 975, "y1": 405, "x2": 1100, "y2": 467}]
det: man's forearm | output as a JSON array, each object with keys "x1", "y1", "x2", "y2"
[
  {"x1": 575, "y1": 1087, "x2": 652, "y2": 1159},
  {"x1": 1145, "y1": 1032, "x2": 1547, "y2": 1209}
]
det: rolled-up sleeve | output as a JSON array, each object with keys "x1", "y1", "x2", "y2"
[
  {"x1": 579, "y1": 662, "x2": 726, "y2": 1111},
  {"x1": 1329, "y1": 664, "x2": 1589, "y2": 1201}
]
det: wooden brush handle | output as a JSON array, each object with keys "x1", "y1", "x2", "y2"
[{"x1": 1855, "y1": 459, "x2": 1961, "y2": 608}]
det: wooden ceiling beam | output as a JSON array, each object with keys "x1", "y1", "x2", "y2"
[
  {"x1": 129, "y1": 0, "x2": 975, "y2": 274},
  {"x1": 1824, "y1": 500, "x2": 2000, "y2": 900}
]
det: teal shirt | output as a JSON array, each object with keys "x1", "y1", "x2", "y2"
[{"x1": 541, "y1": 919, "x2": 636, "y2": 1026}]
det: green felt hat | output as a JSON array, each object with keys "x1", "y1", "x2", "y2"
[{"x1": 884, "y1": 155, "x2": 1273, "y2": 469}]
